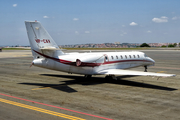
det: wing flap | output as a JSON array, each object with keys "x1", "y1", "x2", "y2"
[{"x1": 98, "y1": 69, "x2": 176, "y2": 77}]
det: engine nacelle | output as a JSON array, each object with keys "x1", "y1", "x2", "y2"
[
  {"x1": 32, "y1": 58, "x2": 45, "y2": 67},
  {"x1": 32, "y1": 58, "x2": 54, "y2": 69},
  {"x1": 75, "y1": 54, "x2": 104, "y2": 67}
]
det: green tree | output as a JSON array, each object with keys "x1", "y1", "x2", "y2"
[
  {"x1": 140, "y1": 43, "x2": 150, "y2": 47},
  {"x1": 161, "y1": 45, "x2": 166, "y2": 47},
  {"x1": 174, "y1": 43, "x2": 177, "y2": 47},
  {"x1": 168, "y1": 44, "x2": 174, "y2": 47}
]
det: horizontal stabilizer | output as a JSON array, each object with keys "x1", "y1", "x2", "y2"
[
  {"x1": 40, "y1": 47, "x2": 59, "y2": 50},
  {"x1": 98, "y1": 69, "x2": 176, "y2": 77}
]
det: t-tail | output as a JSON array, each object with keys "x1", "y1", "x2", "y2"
[{"x1": 25, "y1": 21, "x2": 64, "y2": 59}]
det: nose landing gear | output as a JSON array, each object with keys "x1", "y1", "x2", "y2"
[
  {"x1": 84, "y1": 75, "x2": 92, "y2": 79},
  {"x1": 144, "y1": 66, "x2": 147, "y2": 72},
  {"x1": 105, "y1": 75, "x2": 117, "y2": 80}
]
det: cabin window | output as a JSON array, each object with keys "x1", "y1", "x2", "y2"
[
  {"x1": 121, "y1": 55, "x2": 123, "y2": 59},
  {"x1": 125, "y1": 55, "x2": 127, "y2": 59},
  {"x1": 116, "y1": 55, "x2": 118, "y2": 59},
  {"x1": 133, "y1": 55, "x2": 136, "y2": 58},
  {"x1": 111, "y1": 56, "x2": 114, "y2": 59},
  {"x1": 129, "y1": 55, "x2": 131, "y2": 58},
  {"x1": 105, "y1": 56, "x2": 108, "y2": 60},
  {"x1": 137, "y1": 55, "x2": 140, "y2": 58}
]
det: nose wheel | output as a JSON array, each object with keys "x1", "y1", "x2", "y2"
[
  {"x1": 84, "y1": 75, "x2": 92, "y2": 79},
  {"x1": 105, "y1": 75, "x2": 117, "y2": 80},
  {"x1": 144, "y1": 66, "x2": 147, "y2": 72}
]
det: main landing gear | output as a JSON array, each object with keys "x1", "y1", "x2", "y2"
[
  {"x1": 84, "y1": 75, "x2": 92, "y2": 79},
  {"x1": 144, "y1": 66, "x2": 147, "y2": 72},
  {"x1": 105, "y1": 75, "x2": 117, "y2": 80},
  {"x1": 84, "y1": 75, "x2": 117, "y2": 80}
]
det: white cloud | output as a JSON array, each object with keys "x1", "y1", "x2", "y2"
[
  {"x1": 43, "y1": 16, "x2": 49, "y2": 18},
  {"x1": 161, "y1": 16, "x2": 168, "y2": 19},
  {"x1": 85, "y1": 31, "x2": 90, "y2": 34},
  {"x1": 152, "y1": 16, "x2": 168, "y2": 23},
  {"x1": 75, "y1": 31, "x2": 79, "y2": 34},
  {"x1": 147, "y1": 30, "x2": 152, "y2": 33},
  {"x1": 172, "y1": 16, "x2": 178, "y2": 20},
  {"x1": 13, "y1": 4, "x2": 17, "y2": 7},
  {"x1": 129, "y1": 22, "x2": 138, "y2": 26},
  {"x1": 73, "y1": 18, "x2": 79, "y2": 21},
  {"x1": 120, "y1": 31, "x2": 127, "y2": 36},
  {"x1": 172, "y1": 16, "x2": 180, "y2": 20}
]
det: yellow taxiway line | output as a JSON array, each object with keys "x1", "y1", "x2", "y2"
[
  {"x1": 156, "y1": 71, "x2": 166, "y2": 73},
  {"x1": 0, "y1": 98, "x2": 85, "y2": 120},
  {"x1": 31, "y1": 85, "x2": 66, "y2": 90}
]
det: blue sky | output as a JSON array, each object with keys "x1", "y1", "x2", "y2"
[{"x1": 0, "y1": 0, "x2": 180, "y2": 46}]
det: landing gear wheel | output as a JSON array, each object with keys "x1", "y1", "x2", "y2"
[
  {"x1": 105, "y1": 75, "x2": 117, "y2": 80},
  {"x1": 84, "y1": 75, "x2": 92, "y2": 79},
  {"x1": 144, "y1": 66, "x2": 147, "y2": 72},
  {"x1": 105, "y1": 75, "x2": 111, "y2": 80}
]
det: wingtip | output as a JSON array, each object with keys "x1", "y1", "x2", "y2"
[{"x1": 172, "y1": 74, "x2": 176, "y2": 77}]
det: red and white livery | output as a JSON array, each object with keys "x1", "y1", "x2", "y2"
[{"x1": 25, "y1": 21, "x2": 175, "y2": 79}]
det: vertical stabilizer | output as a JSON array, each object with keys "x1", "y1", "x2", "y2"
[{"x1": 25, "y1": 21, "x2": 63, "y2": 59}]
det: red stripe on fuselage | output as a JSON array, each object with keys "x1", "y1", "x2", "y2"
[
  {"x1": 103, "y1": 59, "x2": 146, "y2": 65},
  {"x1": 33, "y1": 50, "x2": 151, "y2": 67}
]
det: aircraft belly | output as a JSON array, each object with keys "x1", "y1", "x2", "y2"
[
  {"x1": 115, "y1": 62, "x2": 143, "y2": 69},
  {"x1": 69, "y1": 66, "x2": 93, "y2": 75},
  {"x1": 46, "y1": 59, "x2": 55, "y2": 69},
  {"x1": 54, "y1": 62, "x2": 70, "y2": 72}
]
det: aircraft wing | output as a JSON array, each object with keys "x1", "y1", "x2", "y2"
[{"x1": 98, "y1": 69, "x2": 176, "y2": 77}]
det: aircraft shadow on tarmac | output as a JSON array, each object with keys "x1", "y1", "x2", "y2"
[{"x1": 19, "y1": 74, "x2": 177, "y2": 93}]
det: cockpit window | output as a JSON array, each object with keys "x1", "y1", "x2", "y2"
[{"x1": 144, "y1": 54, "x2": 148, "y2": 57}]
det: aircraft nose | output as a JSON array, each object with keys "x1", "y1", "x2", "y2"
[{"x1": 149, "y1": 57, "x2": 155, "y2": 65}]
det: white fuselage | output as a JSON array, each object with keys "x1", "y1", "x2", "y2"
[
  {"x1": 32, "y1": 51, "x2": 155, "y2": 75},
  {"x1": 25, "y1": 21, "x2": 175, "y2": 77}
]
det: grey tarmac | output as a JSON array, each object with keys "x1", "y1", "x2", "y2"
[{"x1": 0, "y1": 50, "x2": 180, "y2": 120}]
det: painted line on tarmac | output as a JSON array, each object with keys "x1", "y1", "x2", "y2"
[
  {"x1": 0, "y1": 93, "x2": 113, "y2": 120},
  {"x1": 156, "y1": 71, "x2": 166, "y2": 73},
  {"x1": 31, "y1": 86, "x2": 53, "y2": 90},
  {"x1": 31, "y1": 85, "x2": 66, "y2": 90},
  {"x1": 0, "y1": 98, "x2": 85, "y2": 120}
]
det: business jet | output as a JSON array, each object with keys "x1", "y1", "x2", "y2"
[{"x1": 25, "y1": 21, "x2": 175, "y2": 79}]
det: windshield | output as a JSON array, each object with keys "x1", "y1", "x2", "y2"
[{"x1": 144, "y1": 54, "x2": 148, "y2": 57}]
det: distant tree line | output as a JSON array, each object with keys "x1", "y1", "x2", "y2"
[
  {"x1": 139, "y1": 43, "x2": 180, "y2": 47},
  {"x1": 139, "y1": 43, "x2": 150, "y2": 47},
  {"x1": 161, "y1": 43, "x2": 179, "y2": 47}
]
